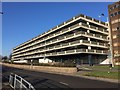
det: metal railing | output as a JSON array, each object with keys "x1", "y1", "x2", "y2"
[
  {"x1": 14, "y1": 38, "x2": 109, "y2": 58},
  {"x1": 9, "y1": 73, "x2": 35, "y2": 90},
  {"x1": 13, "y1": 21, "x2": 108, "y2": 55}
]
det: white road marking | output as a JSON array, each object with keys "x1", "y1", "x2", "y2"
[{"x1": 59, "y1": 82, "x2": 69, "y2": 86}]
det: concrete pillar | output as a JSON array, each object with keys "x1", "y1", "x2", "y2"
[
  {"x1": 88, "y1": 46, "x2": 91, "y2": 49},
  {"x1": 76, "y1": 56, "x2": 80, "y2": 65},
  {"x1": 88, "y1": 38, "x2": 91, "y2": 50},
  {"x1": 87, "y1": 22, "x2": 89, "y2": 25},
  {"x1": 30, "y1": 59, "x2": 33, "y2": 69},
  {"x1": 81, "y1": 60, "x2": 83, "y2": 65},
  {"x1": 61, "y1": 58, "x2": 62, "y2": 63},
  {"x1": 76, "y1": 58, "x2": 79, "y2": 64},
  {"x1": 87, "y1": 30, "x2": 90, "y2": 33},
  {"x1": 88, "y1": 55, "x2": 93, "y2": 66},
  {"x1": 88, "y1": 38, "x2": 90, "y2": 41}
]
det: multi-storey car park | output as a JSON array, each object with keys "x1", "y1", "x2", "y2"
[{"x1": 11, "y1": 14, "x2": 110, "y2": 65}]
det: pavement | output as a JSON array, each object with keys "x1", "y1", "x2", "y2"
[
  {"x1": 1, "y1": 84, "x2": 13, "y2": 90},
  {"x1": 1, "y1": 65, "x2": 119, "y2": 89},
  {"x1": 29, "y1": 68, "x2": 119, "y2": 84},
  {"x1": 1, "y1": 71, "x2": 13, "y2": 90}
]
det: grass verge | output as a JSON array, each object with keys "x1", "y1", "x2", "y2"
[
  {"x1": 92, "y1": 65, "x2": 120, "y2": 69},
  {"x1": 84, "y1": 71, "x2": 119, "y2": 79}
]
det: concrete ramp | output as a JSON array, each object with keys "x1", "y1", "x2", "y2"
[{"x1": 100, "y1": 58, "x2": 111, "y2": 64}]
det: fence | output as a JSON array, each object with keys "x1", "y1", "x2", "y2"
[{"x1": 9, "y1": 73, "x2": 35, "y2": 90}]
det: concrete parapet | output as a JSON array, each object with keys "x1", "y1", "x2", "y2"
[{"x1": 1, "y1": 63, "x2": 77, "y2": 74}]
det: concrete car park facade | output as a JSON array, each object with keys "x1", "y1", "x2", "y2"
[{"x1": 11, "y1": 14, "x2": 109, "y2": 65}]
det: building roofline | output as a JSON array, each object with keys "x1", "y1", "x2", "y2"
[{"x1": 13, "y1": 13, "x2": 108, "y2": 50}]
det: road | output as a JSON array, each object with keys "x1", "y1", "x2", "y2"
[{"x1": 2, "y1": 65, "x2": 119, "y2": 90}]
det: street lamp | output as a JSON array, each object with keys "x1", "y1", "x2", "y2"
[
  {"x1": 0, "y1": 0, "x2": 3, "y2": 14},
  {"x1": 108, "y1": 19, "x2": 114, "y2": 67},
  {"x1": 31, "y1": 59, "x2": 33, "y2": 69},
  {"x1": 98, "y1": 14, "x2": 114, "y2": 67},
  {"x1": 0, "y1": 12, "x2": 3, "y2": 14},
  {"x1": 44, "y1": 40, "x2": 46, "y2": 60}
]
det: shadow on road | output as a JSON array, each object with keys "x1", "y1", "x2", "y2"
[{"x1": 2, "y1": 65, "x2": 72, "y2": 90}]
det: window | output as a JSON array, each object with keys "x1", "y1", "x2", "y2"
[
  {"x1": 115, "y1": 19, "x2": 119, "y2": 23},
  {"x1": 110, "y1": 13, "x2": 114, "y2": 17},
  {"x1": 112, "y1": 28, "x2": 117, "y2": 31},
  {"x1": 117, "y1": 4, "x2": 120, "y2": 8},
  {"x1": 117, "y1": 27, "x2": 119, "y2": 30},
  {"x1": 114, "y1": 5, "x2": 117, "y2": 9},
  {"x1": 113, "y1": 35, "x2": 117, "y2": 39},
  {"x1": 118, "y1": 11, "x2": 120, "y2": 15},
  {"x1": 113, "y1": 43, "x2": 118, "y2": 46},
  {"x1": 114, "y1": 12, "x2": 117, "y2": 16},
  {"x1": 109, "y1": 7, "x2": 112, "y2": 11},
  {"x1": 117, "y1": 34, "x2": 120, "y2": 38},
  {"x1": 111, "y1": 19, "x2": 120, "y2": 24},
  {"x1": 111, "y1": 20, "x2": 115, "y2": 24},
  {"x1": 110, "y1": 11, "x2": 120, "y2": 17},
  {"x1": 114, "y1": 50, "x2": 118, "y2": 54},
  {"x1": 113, "y1": 27, "x2": 120, "y2": 31}
]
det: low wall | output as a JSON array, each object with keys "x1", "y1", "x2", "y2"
[{"x1": 1, "y1": 63, "x2": 77, "y2": 74}]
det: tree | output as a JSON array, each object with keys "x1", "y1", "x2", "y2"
[
  {"x1": 0, "y1": 55, "x2": 2, "y2": 62},
  {"x1": 2, "y1": 56, "x2": 8, "y2": 60},
  {"x1": 2, "y1": 56, "x2": 8, "y2": 62},
  {"x1": 9, "y1": 53, "x2": 12, "y2": 60},
  {"x1": 9, "y1": 53, "x2": 13, "y2": 63}
]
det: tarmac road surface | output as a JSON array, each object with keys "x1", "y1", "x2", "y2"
[{"x1": 2, "y1": 65, "x2": 119, "y2": 90}]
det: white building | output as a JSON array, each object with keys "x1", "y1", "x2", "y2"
[{"x1": 12, "y1": 14, "x2": 109, "y2": 65}]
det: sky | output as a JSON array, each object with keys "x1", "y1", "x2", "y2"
[
  {"x1": 2, "y1": 2, "x2": 113, "y2": 56},
  {"x1": 0, "y1": 2, "x2": 2, "y2": 56}
]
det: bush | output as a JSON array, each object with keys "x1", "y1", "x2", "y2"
[{"x1": 11, "y1": 62, "x2": 76, "y2": 67}]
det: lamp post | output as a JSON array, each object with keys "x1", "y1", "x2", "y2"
[
  {"x1": 108, "y1": 18, "x2": 114, "y2": 67},
  {"x1": 44, "y1": 40, "x2": 46, "y2": 61},
  {"x1": 0, "y1": 12, "x2": 3, "y2": 14},
  {"x1": 98, "y1": 14, "x2": 114, "y2": 67},
  {"x1": 0, "y1": 0, "x2": 3, "y2": 15},
  {"x1": 31, "y1": 59, "x2": 33, "y2": 69}
]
